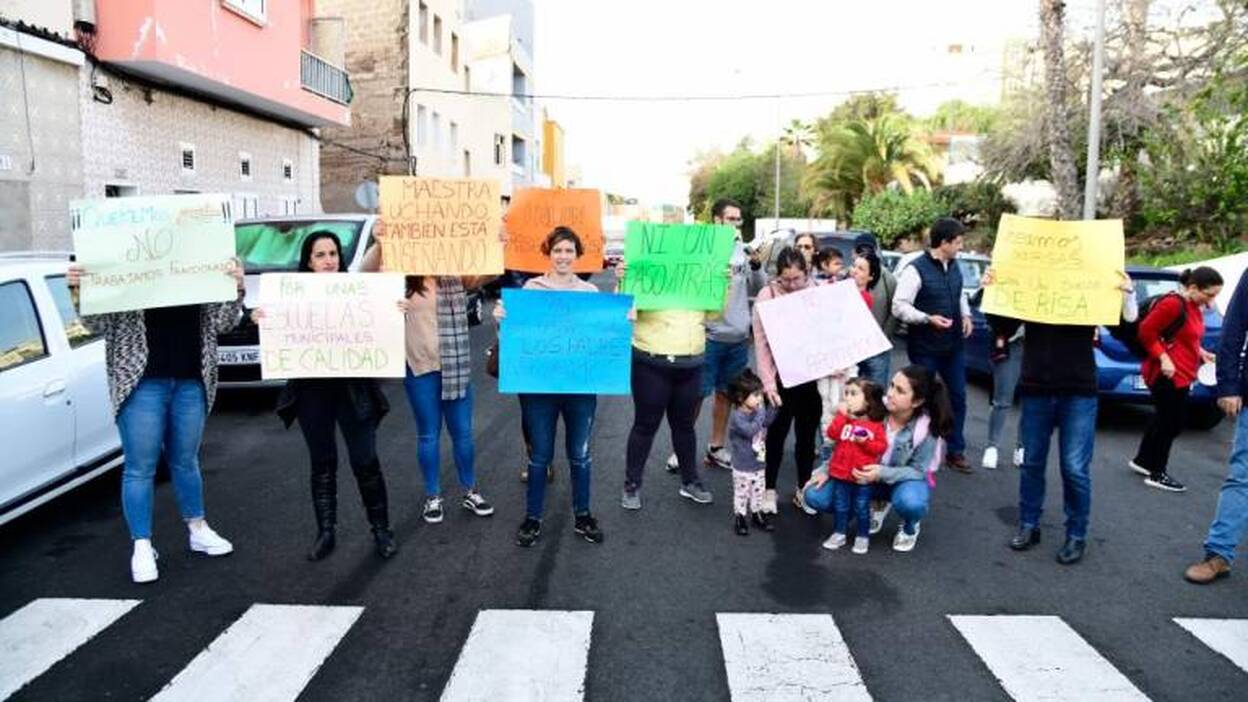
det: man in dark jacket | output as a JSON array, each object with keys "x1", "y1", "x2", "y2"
[
  {"x1": 892, "y1": 218, "x2": 974, "y2": 472},
  {"x1": 1185, "y1": 271, "x2": 1248, "y2": 584}
]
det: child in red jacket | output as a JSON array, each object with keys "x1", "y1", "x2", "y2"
[{"x1": 812, "y1": 378, "x2": 888, "y2": 554}]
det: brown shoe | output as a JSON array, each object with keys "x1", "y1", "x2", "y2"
[
  {"x1": 1185, "y1": 554, "x2": 1231, "y2": 584},
  {"x1": 946, "y1": 454, "x2": 973, "y2": 474}
]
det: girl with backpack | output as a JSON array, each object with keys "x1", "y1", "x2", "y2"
[{"x1": 1130, "y1": 267, "x2": 1224, "y2": 493}]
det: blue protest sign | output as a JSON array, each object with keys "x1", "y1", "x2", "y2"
[{"x1": 498, "y1": 289, "x2": 634, "y2": 395}]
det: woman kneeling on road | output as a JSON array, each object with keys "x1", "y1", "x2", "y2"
[
  {"x1": 494, "y1": 227, "x2": 610, "y2": 546},
  {"x1": 68, "y1": 258, "x2": 242, "y2": 584},
  {"x1": 802, "y1": 365, "x2": 952, "y2": 552},
  {"x1": 257, "y1": 232, "x2": 399, "y2": 561}
]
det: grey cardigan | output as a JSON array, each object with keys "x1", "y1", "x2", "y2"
[{"x1": 82, "y1": 294, "x2": 243, "y2": 415}]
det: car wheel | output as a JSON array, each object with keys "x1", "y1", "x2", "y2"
[{"x1": 1188, "y1": 405, "x2": 1224, "y2": 431}]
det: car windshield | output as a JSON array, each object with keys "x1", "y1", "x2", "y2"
[
  {"x1": 234, "y1": 220, "x2": 366, "y2": 273},
  {"x1": 1133, "y1": 275, "x2": 1181, "y2": 304}
]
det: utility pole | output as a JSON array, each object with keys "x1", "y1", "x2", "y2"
[{"x1": 1083, "y1": 0, "x2": 1107, "y2": 219}]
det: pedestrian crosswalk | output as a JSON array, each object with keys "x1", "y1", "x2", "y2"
[{"x1": 0, "y1": 599, "x2": 1244, "y2": 701}]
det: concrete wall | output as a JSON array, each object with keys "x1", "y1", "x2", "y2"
[{"x1": 0, "y1": 0, "x2": 73, "y2": 35}]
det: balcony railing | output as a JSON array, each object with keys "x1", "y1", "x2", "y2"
[{"x1": 300, "y1": 50, "x2": 352, "y2": 105}]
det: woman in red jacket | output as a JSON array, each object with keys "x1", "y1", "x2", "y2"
[{"x1": 1131, "y1": 267, "x2": 1223, "y2": 492}]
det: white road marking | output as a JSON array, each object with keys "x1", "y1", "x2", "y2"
[
  {"x1": 0, "y1": 597, "x2": 141, "y2": 700},
  {"x1": 716, "y1": 613, "x2": 872, "y2": 701},
  {"x1": 150, "y1": 604, "x2": 363, "y2": 702},
  {"x1": 1174, "y1": 618, "x2": 1248, "y2": 673},
  {"x1": 949, "y1": 615, "x2": 1150, "y2": 701},
  {"x1": 440, "y1": 609, "x2": 594, "y2": 702}
]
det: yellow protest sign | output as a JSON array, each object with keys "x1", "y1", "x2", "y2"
[
  {"x1": 981, "y1": 214, "x2": 1125, "y2": 326},
  {"x1": 378, "y1": 176, "x2": 503, "y2": 275}
]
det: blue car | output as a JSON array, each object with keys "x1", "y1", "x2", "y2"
[{"x1": 966, "y1": 265, "x2": 1224, "y2": 430}]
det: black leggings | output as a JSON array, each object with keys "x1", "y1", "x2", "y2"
[
  {"x1": 765, "y1": 378, "x2": 821, "y2": 491},
  {"x1": 295, "y1": 385, "x2": 385, "y2": 503},
  {"x1": 1133, "y1": 376, "x2": 1190, "y2": 476},
  {"x1": 625, "y1": 357, "x2": 703, "y2": 489}
]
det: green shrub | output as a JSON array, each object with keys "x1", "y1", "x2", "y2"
[
  {"x1": 850, "y1": 189, "x2": 947, "y2": 247},
  {"x1": 934, "y1": 181, "x2": 1016, "y2": 233}
]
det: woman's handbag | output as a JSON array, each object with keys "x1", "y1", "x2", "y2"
[{"x1": 485, "y1": 339, "x2": 500, "y2": 378}]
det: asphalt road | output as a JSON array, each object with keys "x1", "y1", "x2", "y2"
[{"x1": 2, "y1": 315, "x2": 1246, "y2": 701}]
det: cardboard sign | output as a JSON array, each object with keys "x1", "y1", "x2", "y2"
[
  {"x1": 258, "y1": 273, "x2": 405, "y2": 379},
  {"x1": 71, "y1": 194, "x2": 236, "y2": 314},
  {"x1": 498, "y1": 289, "x2": 633, "y2": 395},
  {"x1": 981, "y1": 214, "x2": 1126, "y2": 326},
  {"x1": 378, "y1": 176, "x2": 502, "y2": 274},
  {"x1": 504, "y1": 188, "x2": 604, "y2": 273},
  {"x1": 619, "y1": 222, "x2": 735, "y2": 310},
  {"x1": 757, "y1": 280, "x2": 892, "y2": 388}
]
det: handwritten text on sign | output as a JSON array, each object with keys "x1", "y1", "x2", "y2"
[
  {"x1": 498, "y1": 289, "x2": 633, "y2": 395},
  {"x1": 71, "y1": 194, "x2": 236, "y2": 314},
  {"x1": 258, "y1": 273, "x2": 405, "y2": 379},
  {"x1": 379, "y1": 176, "x2": 502, "y2": 275},
  {"x1": 981, "y1": 214, "x2": 1126, "y2": 326},
  {"x1": 620, "y1": 222, "x2": 735, "y2": 310},
  {"x1": 757, "y1": 280, "x2": 892, "y2": 388},
  {"x1": 504, "y1": 188, "x2": 604, "y2": 273}
]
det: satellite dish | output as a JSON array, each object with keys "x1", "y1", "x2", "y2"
[{"x1": 354, "y1": 181, "x2": 380, "y2": 211}]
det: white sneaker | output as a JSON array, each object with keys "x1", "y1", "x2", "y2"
[
  {"x1": 1013, "y1": 447, "x2": 1025, "y2": 467},
  {"x1": 762, "y1": 489, "x2": 778, "y2": 515},
  {"x1": 705, "y1": 445, "x2": 732, "y2": 470},
  {"x1": 793, "y1": 490, "x2": 817, "y2": 515},
  {"x1": 822, "y1": 532, "x2": 847, "y2": 550},
  {"x1": 981, "y1": 447, "x2": 999, "y2": 470},
  {"x1": 665, "y1": 453, "x2": 679, "y2": 473},
  {"x1": 131, "y1": 539, "x2": 158, "y2": 583},
  {"x1": 1128, "y1": 459, "x2": 1150, "y2": 477},
  {"x1": 189, "y1": 523, "x2": 234, "y2": 556},
  {"x1": 893, "y1": 523, "x2": 920, "y2": 552},
  {"x1": 869, "y1": 503, "x2": 892, "y2": 535},
  {"x1": 852, "y1": 536, "x2": 870, "y2": 555}
]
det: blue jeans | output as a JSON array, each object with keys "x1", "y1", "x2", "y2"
[
  {"x1": 908, "y1": 348, "x2": 967, "y2": 456},
  {"x1": 988, "y1": 340, "x2": 1023, "y2": 449},
  {"x1": 804, "y1": 477, "x2": 929, "y2": 535},
  {"x1": 521, "y1": 393, "x2": 596, "y2": 519},
  {"x1": 857, "y1": 350, "x2": 891, "y2": 389},
  {"x1": 115, "y1": 378, "x2": 208, "y2": 540},
  {"x1": 701, "y1": 339, "x2": 750, "y2": 397},
  {"x1": 832, "y1": 478, "x2": 873, "y2": 537},
  {"x1": 404, "y1": 370, "x2": 475, "y2": 497},
  {"x1": 1018, "y1": 394, "x2": 1098, "y2": 540},
  {"x1": 1204, "y1": 408, "x2": 1248, "y2": 562}
]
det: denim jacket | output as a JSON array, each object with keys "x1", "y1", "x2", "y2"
[{"x1": 812, "y1": 413, "x2": 944, "y2": 485}]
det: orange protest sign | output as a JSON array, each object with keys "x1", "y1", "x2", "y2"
[
  {"x1": 504, "y1": 188, "x2": 604, "y2": 273},
  {"x1": 378, "y1": 176, "x2": 503, "y2": 275}
]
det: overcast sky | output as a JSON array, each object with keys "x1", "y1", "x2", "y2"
[{"x1": 531, "y1": 0, "x2": 1200, "y2": 207}]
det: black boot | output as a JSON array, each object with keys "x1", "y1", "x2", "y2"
[
  {"x1": 1009, "y1": 526, "x2": 1041, "y2": 551},
  {"x1": 308, "y1": 465, "x2": 337, "y2": 561},
  {"x1": 356, "y1": 461, "x2": 397, "y2": 559}
]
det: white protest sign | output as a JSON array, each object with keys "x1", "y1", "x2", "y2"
[
  {"x1": 258, "y1": 272, "x2": 406, "y2": 379},
  {"x1": 757, "y1": 280, "x2": 892, "y2": 388}
]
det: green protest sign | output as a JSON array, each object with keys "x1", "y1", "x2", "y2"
[
  {"x1": 71, "y1": 194, "x2": 237, "y2": 315},
  {"x1": 619, "y1": 222, "x2": 735, "y2": 310}
]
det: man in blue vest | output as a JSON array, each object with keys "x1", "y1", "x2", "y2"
[{"x1": 892, "y1": 217, "x2": 973, "y2": 472}]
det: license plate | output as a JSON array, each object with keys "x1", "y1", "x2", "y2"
[
  {"x1": 1131, "y1": 375, "x2": 1148, "y2": 391},
  {"x1": 218, "y1": 348, "x2": 259, "y2": 365}
]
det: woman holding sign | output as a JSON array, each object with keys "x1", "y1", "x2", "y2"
[
  {"x1": 260, "y1": 232, "x2": 398, "y2": 561},
  {"x1": 494, "y1": 227, "x2": 607, "y2": 546},
  {"x1": 67, "y1": 260, "x2": 242, "y2": 584},
  {"x1": 752, "y1": 246, "x2": 824, "y2": 514}
]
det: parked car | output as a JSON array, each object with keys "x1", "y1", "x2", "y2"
[
  {"x1": 880, "y1": 250, "x2": 901, "y2": 272},
  {"x1": 966, "y1": 265, "x2": 1224, "y2": 429},
  {"x1": 0, "y1": 253, "x2": 121, "y2": 526},
  {"x1": 751, "y1": 229, "x2": 864, "y2": 275},
  {"x1": 604, "y1": 242, "x2": 625, "y2": 269}
]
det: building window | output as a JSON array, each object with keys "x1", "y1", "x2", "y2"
[
  {"x1": 180, "y1": 143, "x2": 196, "y2": 175},
  {"x1": 512, "y1": 135, "x2": 526, "y2": 168},
  {"x1": 418, "y1": 2, "x2": 428, "y2": 44},
  {"x1": 282, "y1": 159, "x2": 293, "y2": 182},
  {"x1": 432, "y1": 112, "x2": 441, "y2": 151},
  {"x1": 222, "y1": 0, "x2": 266, "y2": 23},
  {"x1": 416, "y1": 105, "x2": 427, "y2": 147},
  {"x1": 450, "y1": 121, "x2": 458, "y2": 155},
  {"x1": 493, "y1": 134, "x2": 506, "y2": 166},
  {"x1": 433, "y1": 15, "x2": 443, "y2": 55},
  {"x1": 463, "y1": 150, "x2": 471, "y2": 177},
  {"x1": 451, "y1": 32, "x2": 459, "y2": 72},
  {"x1": 239, "y1": 152, "x2": 253, "y2": 181},
  {"x1": 104, "y1": 184, "x2": 139, "y2": 197},
  {"x1": 464, "y1": 65, "x2": 471, "y2": 93},
  {"x1": 513, "y1": 64, "x2": 527, "y2": 101}
]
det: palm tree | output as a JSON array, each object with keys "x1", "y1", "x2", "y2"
[
  {"x1": 780, "y1": 119, "x2": 813, "y2": 160},
  {"x1": 804, "y1": 114, "x2": 937, "y2": 218},
  {"x1": 1040, "y1": 0, "x2": 1081, "y2": 219}
]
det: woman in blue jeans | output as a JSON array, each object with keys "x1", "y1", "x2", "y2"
[
  {"x1": 68, "y1": 258, "x2": 243, "y2": 584},
  {"x1": 970, "y1": 286, "x2": 1025, "y2": 470},
  {"x1": 362, "y1": 241, "x2": 496, "y2": 524},
  {"x1": 494, "y1": 227, "x2": 610, "y2": 546},
  {"x1": 803, "y1": 365, "x2": 952, "y2": 552}
]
